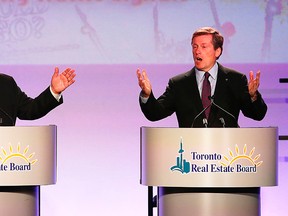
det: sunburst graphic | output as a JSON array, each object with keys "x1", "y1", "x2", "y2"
[
  {"x1": 0, "y1": 144, "x2": 38, "y2": 165},
  {"x1": 220, "y1": 144, "x2": 263, "y2": 167}
]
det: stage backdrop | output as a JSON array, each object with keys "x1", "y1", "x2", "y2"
[{"x1": 0, "y1": 1, "x2": 287, "y2": 216}]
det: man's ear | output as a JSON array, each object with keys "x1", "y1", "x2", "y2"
[{"x1": 215, "y1": 47, "x2": 221, "y2": 58}]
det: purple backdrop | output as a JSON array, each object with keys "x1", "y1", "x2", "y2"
[{"x1": 0, "y1": 1, "x2": 287, "y2": 215}]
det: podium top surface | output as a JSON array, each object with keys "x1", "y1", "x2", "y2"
[{"x1": 140, "y1": 126, "x2": 278, "y2": 129}]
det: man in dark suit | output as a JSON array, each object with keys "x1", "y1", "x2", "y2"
[
  {"x1": 0, "y1": 67, "x2": 76, "y2": 126},
  {"x1": 137, "y1": 27, "x2": 267, "y2": 127},
  {"x1": 136, "y1": 27, "x2": 268, "y2": 216}
]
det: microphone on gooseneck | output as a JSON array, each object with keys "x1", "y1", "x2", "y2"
[
  {"x1": 219, "y1": 117, "x2": 225, "y2": 128},
  {"x1": 209, "y1": 95, "x2": 239, "y2": 128},
  {"x1": 203, "y1": 118, "x2": 208, "y2": 128},
  {"x1": 191, "y1": 103, "x2": 212, "y2": 128}
]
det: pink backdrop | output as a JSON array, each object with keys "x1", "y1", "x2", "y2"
[{"x1": 0, "y1": 1, "x2": 287, "y2": 215}]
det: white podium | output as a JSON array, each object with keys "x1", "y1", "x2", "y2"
[
  {"x1": 0, "y1": 125, "x2": 57, "y2": 216},
  {"x1": 140, "y1": 127, "x2": 278, "y2": 216}
]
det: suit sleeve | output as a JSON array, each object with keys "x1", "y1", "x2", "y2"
[
  {"x1": 16, "y1": 86, "x2": 63, "y2": 120},
  {"x1": 139, "y1": 79, "x2": 176, "y2": 121},
  {"x1": 239, "y1": 75, "x2": 267, "y2": 121}
]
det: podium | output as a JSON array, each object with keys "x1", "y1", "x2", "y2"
[
  {"x1": 140, "y1": 127, "x2": 278, "y2": 216},
  {"x1": 0, "y1": 125, "x2": 57, "y2": 216}
]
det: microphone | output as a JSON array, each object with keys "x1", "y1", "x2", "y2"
[
  {"x1": 191, "y1": 103, "x2": 212, "y2": 128},
  {"x1": 219, "y1": 117, "x2": 225, "y2": 128},
  {"x1": 203, "y1": 118, "x2": 208, "y2": 128},
  {"x1": 209, "y1": 95, "x2": 239, "y2": 128}
]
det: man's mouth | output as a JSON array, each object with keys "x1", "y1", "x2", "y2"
[{"x1": 196, "y1": 57, "x2": 202, "y2": 61}]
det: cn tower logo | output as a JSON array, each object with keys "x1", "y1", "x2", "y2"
[
  {"x1": 170, "y1": 138, "x2": 190, "y2": 174},
  {"x1": 170, "y1": 138, "x2": 262, "y2": 174}
]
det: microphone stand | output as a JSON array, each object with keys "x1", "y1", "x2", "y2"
[
  {"x1": 209, "y1": 96, "x2": 239, "y2": 128},
  {"x1": 191, "y1": 104, "x2": 212, "y2": 128}
]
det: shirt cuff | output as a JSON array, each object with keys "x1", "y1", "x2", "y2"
[
  {"x1": 140, "y1": 95, "x2": 149, "y2": 104},
  {"x1": 50, "y1": 86, "x2": 62, "y2": 102},
  {"x1": 251, "y1": 92, "x2": 258, "y2": 103}
]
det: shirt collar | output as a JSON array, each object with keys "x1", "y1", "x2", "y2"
[{"x1": 196, "y1": 62, "x2": 218, "y2": 81}]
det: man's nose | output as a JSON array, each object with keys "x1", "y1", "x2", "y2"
[{"x1": 195, "y1": 47, "x2": 201, "y2": 54}]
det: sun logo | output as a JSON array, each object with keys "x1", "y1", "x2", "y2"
[
  {"x1": 0, "y1": 144, "x2": 38, "y2": 165},
  {"x1": 220, "y1": 144, "x2": 263, "y2": 167}
]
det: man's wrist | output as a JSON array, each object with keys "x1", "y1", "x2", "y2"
[
  {"x1": 251, "y1": 93, "x2": 258, "y2": 102},
  {"x1": 50, "y1": 86, "x2": 62, "y2": 102},
  {"x1": 140, "y1": 91, "x2": 150, "y2": 98}
]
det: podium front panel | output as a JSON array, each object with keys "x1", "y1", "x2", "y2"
[
  {"x1": 0, "y1": 125, "x2": 56, "y2": 186},
  {"x1": 140, "y1": 127, "x2": 277, "y2": 187}
]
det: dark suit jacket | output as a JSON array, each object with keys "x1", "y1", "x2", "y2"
[
  {"x1": 0, "y1": 73, "x2": 63, "y2": 126},
  {"x1": 140, "y1": 63, "x2": 267, "y2": 128}
]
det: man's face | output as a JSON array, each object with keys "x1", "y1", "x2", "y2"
[{"x1": 192, "y1": 34, "x2": 221, "y2": 72}]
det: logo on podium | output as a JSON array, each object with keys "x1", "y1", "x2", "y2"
[
  {"x1": 170, "y1": 138, "x2": 190, "y2": 174},
  {"x1": 170, "y1": 138, "x2": 262, "y2": 174},
  {"x1": 0, "y1": 144, "x2": 37, "y2": 172},
  {"x1": 220, "y1": 144, "x2": 263, "y2": 167}
]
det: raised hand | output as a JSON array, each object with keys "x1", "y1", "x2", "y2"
[
  {"x1": 136, "y1": 68, "x2": 152, "y2": 98},
  {"x1": 51, "y1": 67, "x2": 76, "y2": 94},
  {"x1": 248, "y1": 70, "x2": 260, "y2": 100}
]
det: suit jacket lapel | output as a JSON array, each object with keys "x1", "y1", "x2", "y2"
[
  {"x1": 214, "y1": 64, "x2": 228, "y2": 100},
  {"x1": 186, "y1": 68, "x2": 203, "y2": 113}
]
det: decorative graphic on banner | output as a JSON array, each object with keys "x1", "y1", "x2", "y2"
[
  {"x1": 0, "y1": 143, "x2": 37, "y2": 172},
  {"x1": 171, "y1": 138, "x2": 262, "y2": 174}
]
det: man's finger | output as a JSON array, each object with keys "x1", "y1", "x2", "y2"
[
  {"x1": 249, "y1": 71, "x2": 254, "y2": 81},
  {"x1": 142, "y1": 70, "x2": 149, "y2": 81},
  {"x1": 53, "y1": 67, "x2": 59, "y2": 77},
  {"x1": 136, "y1": 68, "x2": 143, "y2": 80},
  {"x1": 256, "y1": 70, "x2": 261, "y2": 82}
]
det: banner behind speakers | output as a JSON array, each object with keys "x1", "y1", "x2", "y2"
[{"x1": 0, "y1": 1, "x2": 287, "y2": 64}]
